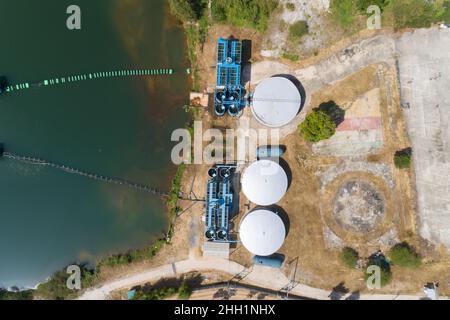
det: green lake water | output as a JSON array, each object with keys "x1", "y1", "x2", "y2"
[{"x1": 0, "y1": 0, "x2": 189, "y2": 288}]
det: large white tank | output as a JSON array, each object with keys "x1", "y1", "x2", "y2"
[
  {"x1": 239, "y1": 209, "x2": 286, "y2": 256},
  {"x1": 251, "y1": 76, "x2": 302, "y2": 127}
]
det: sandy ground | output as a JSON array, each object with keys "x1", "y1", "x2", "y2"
[{"x1": 79, "y1": 257, "x2": 438, "y2": 300}]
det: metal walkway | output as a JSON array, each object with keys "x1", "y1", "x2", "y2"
[
  {"x1": 2, "y1": 152, "x2": 170, "y2": 197},
  {"x1": 1, "y1": 68, "x2": 175, "y2": 94}
]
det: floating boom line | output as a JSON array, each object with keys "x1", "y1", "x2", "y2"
[
  {"x1": 2, "y1": 152, "x2": 171, "y2": 198},
  {"x1": 1, "y1": 68, "x2": 175, "y2": 94}
]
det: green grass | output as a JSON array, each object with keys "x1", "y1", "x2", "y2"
[
  {"x1": 330, "y1": 0, "x2": 448, "y2": 31},
  {"x1": 178, "y1": 280, "x2": 193, "y2": 299},
  {"x1": 211, "y1": 0, "x2": 279, "y2": 32},
  {"x1": 288, "y1": 21, "x2": 309, "y2": 42},
  {"x1": 340, "y1": 247, "x2": 359, "y2": 268},
  {"x1": 168, "y1": 0, "x2": 207, "y2": 21},
  {"x1": 330, "y1": 0, "x2": 357, "y2": 28},
  {"x1": 133, "y1": 287, "x2": 179, "y2": 300},
  {"x1": 443, "y1": 0, "x2": 450, "y2": 23},
  {"x1": 390, "y1": 0, "x2": 442, "y2": 30},
  {"x1": 389, "y1": 243, "x2": 422, "y2": 268},
  {"x1": 132, "y1": 280, "x2": 192, "y2": 300},
  {"x1": 282, "y1": 52, "x2": 300, "y2": 61},
  {"x1": 356, "y1": 0, "x2": 390, "y2": 13}
]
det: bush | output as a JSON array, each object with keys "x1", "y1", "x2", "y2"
[
  {"x1": 288, "y1": 21, "x2": 309, "y2": 41},
  {"x1": 286, "y1": 2, "x2": 296, "y2": 11},
  {"x1": 282, "y1": 52, "x2": 300, "y2": 61},
  {"x1": 178, "y1": 281, "x2": 193, "y2": 299},
  {"x1": 444, "y1": 0, "x2": 450, "y2": 24},
  {"x1": 0, "y1": 288, "x2": 34, "y2": 300},
  {"x1": 340, "y1": 247, "x2": 359, "y2": 268},
  {"x1": 330, "y1": 0, "x2": 357, "y2": 28},
  {"x1": 356, "y1": 0, "x2": 390, "y2": 13},
  {"x1": 134, "y1": 287, "x2": 178, "y2": 300},
  {"x1": 391, "y1": 0, "x2": 441, "y2": 30},
  {"x1": 364, "y1": 254, "x2": 392, "y2": 287},
  {"x1": 35, "y1": 265, "x2": 96, "y2": 300},
  {"x1": 389, "y1": 243, "x2": 421, "y2": 268},
  {"x1": 299, "y1": 110, "x2": 336, "y2": 143},
  {"x1": 394, "y1": 148, "x2": 412, "y2": 169},
  {"x1": 168, "y1": 0, "x2": 206, "y2": 21},
  {"x1": 211, "y1": 0, "x2": 279, "y2": 32}
]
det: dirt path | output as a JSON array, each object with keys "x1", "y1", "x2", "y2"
[{"x1": 78, "y1": 257, "x2": 440, "y2": 300}]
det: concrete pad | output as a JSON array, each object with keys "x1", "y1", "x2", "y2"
[{"x1": 396, "y1": 28, "x2": 450, "y2": 248}]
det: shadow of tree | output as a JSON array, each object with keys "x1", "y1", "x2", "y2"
[
  {"x1": 315, "y1": 101, "x2": 346, "y2": 126},
  {"x1": 345, "y1": 291, "x2": 360, "y2": 300},
  {"x1": 328, "y1": 282, "x2": 349, "y2": 300}
]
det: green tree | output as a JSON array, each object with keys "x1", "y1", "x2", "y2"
[
  {"x1": 340, "y1": 247, "x2": 359, "y2": 268},
  {"x1": 178, "y1": 281, "x2": 193, "y2": 299},
  {"x1": 394, "y1": 148, "x2": 412, "y2": 169},
  {"x1": 0, "y1": 288, "x2": 34, "y2": 300},
  {"x1": 389, "y1": 243, "x2": 421, "y2": 268},
  {"x1": 299, "y1": 110, "x2": 336, "y2": 143},
  {"x1": 364, "y1": 254, "x2": 392, "y2": 287},
  {"x1": 168, "y1": 0, "x2": 206, "y2": 21}
]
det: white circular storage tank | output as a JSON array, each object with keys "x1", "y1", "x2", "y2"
[
  {"x1": 241, "y1": 159, "x2": 288, "y2": 206},
  {"x1": 239, "y1": 209, "x2": 286, "y2": 256},
  {"x1": 251, "y1": 77, "x2": 302, "y2": 128}
]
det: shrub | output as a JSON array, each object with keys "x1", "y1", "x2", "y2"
[
  {"x1": 178, "y1": 281, "x2": 193, "y2": 299},
  {"x1": 340, "y1": 247, "x2": 359, "y2": 268},
  {"x1": 134, "y1": 287, "x2": 178, "y2": 300},
  {"x1": 299, "y1": 110, "x2": 336, "y2": 143},
  {"x1": 288, "y1": 21, "x2": 309, "y2": 41},
  {"x1": 282, "y1": 52, "x2": 299, "y2": 61},
  {"x1": 211, "y1": 0, "x2": 279, "y2": 32},
  {"x1": 0, "y1": 288, "x2": 34, "y2": 300},
  {"x1": 168, "y1": 0, "x2": 206, "y2": 21},
  {"x1": 394, "y1": 148, "x2": 412, "y2": 169},
  {"x1": 442, "y1": 0, "x2": 450, "y2": 23},
  {"x1": 286, "y1": 2, "x2": 296, "y2": 11},
  {"x1": 330, "y1": 0, "x2": 357, "y2": 28},
  {"x1": 391, "y1": 0, "x2": 441, "y2": 30},
  {"x1": 389, "y1": 243, "x2": 421, "y2": 268},
  {"x1": 356, "y1": 0, "x2": 390, "y2": 13},
  {"x1": 364, "y1": 254, "x2": 392, "y2": 287}
]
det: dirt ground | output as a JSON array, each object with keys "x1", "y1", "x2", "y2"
[{"x1": 98, "y1": 11, "x2": 450, "y2": 298}]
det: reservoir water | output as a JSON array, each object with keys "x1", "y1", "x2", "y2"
[{"x1": 0, "y1": 0, "x2": 189, "y2": 287}]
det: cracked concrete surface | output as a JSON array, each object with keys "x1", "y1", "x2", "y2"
[{"x1": 396, "y1": 28, "x2": 450, "y2": 248}]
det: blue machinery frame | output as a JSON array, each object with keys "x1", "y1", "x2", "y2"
[
  {"x1": 204, "y1": 164, "x2": 236, "y2": 242},
  {"x1": 214, "y1": 38, "x2": 246, "y2": 117}
]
